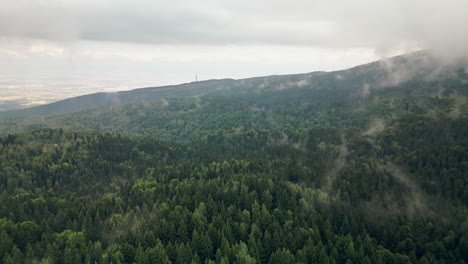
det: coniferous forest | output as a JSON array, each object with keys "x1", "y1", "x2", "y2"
[{"x1": 0, "y1": 52, "x2": 467, "y2": 263}]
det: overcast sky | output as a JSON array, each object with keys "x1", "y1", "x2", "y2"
[{"x1": 1, "y1": 0, "x2": 467, "y2": 105}]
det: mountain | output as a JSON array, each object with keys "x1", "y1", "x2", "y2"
[
  {"x1": 1, "y1": 51, "x2": 467, "y2": 139},
  {"x1": 1, "y1": 51, "x2": 465, "y2": 118},
  {"x1": 0, "y1": 51, "x2": 467, "y2": 263}
]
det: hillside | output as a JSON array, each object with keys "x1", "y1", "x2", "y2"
[
  {"x1": 2, "y1": 51, "x2": 465, "y2": 120},
  {"x1": 0, "y1": 51, "x2": 467, "y2": 263},
  {"x1": 1, "y1": 51, "x2": 467, "y2": 140}
]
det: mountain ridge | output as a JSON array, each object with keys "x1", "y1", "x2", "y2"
[
  {"x1": 2, "y1": 50, "x2": 455, "y2": 118},
  {"x1": 1, "y1": 50, "x2": 467, "y2": 139}
]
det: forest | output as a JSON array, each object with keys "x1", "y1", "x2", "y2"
[{"x1": 0, "y1": 52, "x2": 467, "y2": 263}]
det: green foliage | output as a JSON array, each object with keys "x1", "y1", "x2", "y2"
[{"x1": 0, "y1": 123, "x2": 466, "y2": 263}]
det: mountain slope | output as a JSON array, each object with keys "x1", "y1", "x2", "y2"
[
  {"x1": 3, "y1": 50, "x2": 466, "y2": 120},
  {"x1": 1, "y1": 51, "x2": 467, "y2": 141},
  {"x1": 0, "y1": 51, "x2": 467, "y2": 263}
]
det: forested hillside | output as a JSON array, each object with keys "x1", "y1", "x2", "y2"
[
  {"x1": 0, "y1": 51, "x2": 467, "y2": 263},
  {"x1": 1, "y1": 51, "x2": 467, "y2": 140}
]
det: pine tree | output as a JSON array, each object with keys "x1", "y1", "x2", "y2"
[{"x1": 268, "y1": 248, "x2": 295, "y2": 264}]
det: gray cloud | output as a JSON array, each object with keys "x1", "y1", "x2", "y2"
[{"x1": 0, "y1": 0, "x2": 467, "y2": 55}]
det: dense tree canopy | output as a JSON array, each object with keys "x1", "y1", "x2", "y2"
[{"x1": 0, "y1": 117, "x2": 466, "y2": 263}]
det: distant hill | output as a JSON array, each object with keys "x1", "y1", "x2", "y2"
[
  {"x1": 0, "y1": 79, "x2": 237, "y2": 117},
  {"x1": 1, "y1": 50, "x2": 466, "y2": 138},
  {"x1": 2, "y1": 50, "x2": 466, "y2": 119}
]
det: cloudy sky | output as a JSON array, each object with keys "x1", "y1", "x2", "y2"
[{"x1": 1, "y1": 0, "x2": 467, "y2": 108}]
